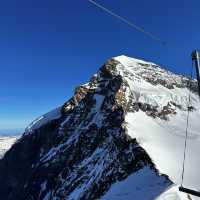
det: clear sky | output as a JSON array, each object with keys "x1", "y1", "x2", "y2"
[{"x1": 0, "y1": 0, "x2": 200, "y2": 130}]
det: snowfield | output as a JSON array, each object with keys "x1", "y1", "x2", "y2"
[
  {"x1": 0, "y1": 136, "x2": 18, "y2": 158},
  {"x1": 126, "y1": 111, "x2": 200, "y2": 200},
  {"x1": 25, "y1": 107, "x2": 61, "y2": 135},
  {"x1": 100, "y1": 166, "x2": 170, "y2": 200},
  {"x1": 101, "y1": 169, "x2": 190, "y2": 200},
  {"x1": 126, "y1": 110, "x2": 200, "y2": 188}
]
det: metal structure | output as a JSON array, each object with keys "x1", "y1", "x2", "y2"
[
  {"x1": 179, "y1": 187, "x2": 200, "y2": 197},
  {"x1": 179, "y1": 50, "x2": 200, "y2": 197},
  {"x1": 192, "y1": 50, "x2": 200, "y2": 97}
]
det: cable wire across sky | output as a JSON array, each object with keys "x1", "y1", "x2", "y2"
[{"x1": 88, "y1": 0, "x2": 166, "y2": 46}]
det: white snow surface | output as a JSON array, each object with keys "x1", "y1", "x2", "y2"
[
  {"x1": 104, "y1": 55, "x2": 200, "y2": 200},
  {"x1": 25, "y1": 107, "x2": 61, "y2": 135},
  {"x1": 126, "y1": 111, "x2": 200, "y2": 200},
  {"x1": 0, "y1": 136, "x2": 18, "y2": 158},
  {"x1": 100, "y1": 166, "x2": 170, "y2": 200}
]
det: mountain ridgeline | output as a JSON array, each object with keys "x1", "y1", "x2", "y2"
[{"x1": 0, "y1": 56, "x2": 198, "y2": 200}]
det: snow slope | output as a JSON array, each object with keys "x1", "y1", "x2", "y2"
[
  {"x1": 100, "y1": 166, "x2": 170, "y2": 200},
  {"x1": 25, "y1": 107, "x2": 61, "y2": 135},
  {"x1": 126, "y1": 111, "x2": 200, "y2": 189},
  {"x1": 101, "y1": 169, "x2": 190, "y2": 200},
  {"x1": 0, "y1": 136, "x2": 18, "y2": 158}
]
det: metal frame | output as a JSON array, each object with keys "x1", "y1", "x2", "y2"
[
  {"x1": 192, "y1": 50, "x2": 200, "y2": 97},
  {"x1": 178, "y1": 50, "x2": 200, "y2": 197},
  {"x1": 179, "y1": 187, "x2": 200, "y2": 197}
]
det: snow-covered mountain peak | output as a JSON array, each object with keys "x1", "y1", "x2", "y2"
[
  {"x1": 115, "y1": 55, "x2": 156, "y2": 67},
  {"x1": 114, "y1": 55, "x2": 185, "y2": 85},
  {"x1": 114, "y1": 55, "x2": 188, "y2": 86},
  {"x1": 0, "y1": 56, "x2": 199, "y2": 200},
  {"x1": 24, "y1": 55, "x2": 199, "y2": 137},
  {"x1": 113, "y1": 56, "x2": 199, "y2": 115}
]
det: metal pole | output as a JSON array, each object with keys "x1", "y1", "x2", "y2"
[
  {"x1": 191, "y1": 50, "x2": 200, "y2": 97},
  {"x1": 179, "y1": 187, "x2": 200, "y2": 197},
  {"x1": 178, "y1": 50, "x2": 200, "y2": 197}
]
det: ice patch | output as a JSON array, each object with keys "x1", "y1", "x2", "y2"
[{"x1": 25, "y1": 107, "x2": 61, "y2": 135}]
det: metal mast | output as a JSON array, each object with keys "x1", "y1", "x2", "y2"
[
  {"x1": 192, "y1": 50, "x2": 200, "y2": 97},
  {"x1": 179, "y1": 50, "x2": 200, "y2": 198}
]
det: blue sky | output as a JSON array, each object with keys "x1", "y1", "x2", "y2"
[{"x1": 0, "y1": 0, "x2": 200, "y2": 130}]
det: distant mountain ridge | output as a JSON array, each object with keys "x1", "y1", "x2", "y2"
[{"x1": 0, "y1": 129, "x2": 23, "y2": 136}]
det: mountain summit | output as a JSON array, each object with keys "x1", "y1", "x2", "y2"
[{"x1": 0, "y1": 56, "x2": 199, "y2": 200}]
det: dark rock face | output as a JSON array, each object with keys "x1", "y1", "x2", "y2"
[
  {"x1": 136, "y1": 101, "x2": 177, "y2": 120},
  {"x1": 0, "y1": 58, "x2": 174, "y2": 200},
  {"x1": 0, "y1": 119, "x2": 61, "y2": 200}
]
